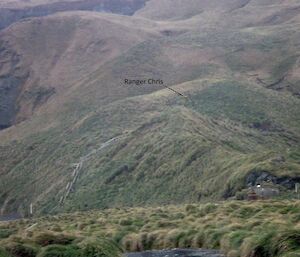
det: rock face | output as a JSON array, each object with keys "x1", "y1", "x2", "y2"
[
  {"x1": 246, "y1": 170, "x2": 300, "y2": 190},
  {"x1": 0, "y1": 0, "x2": 148, "y2": 30},
  {"x1": 126, "y1": 249, "x2": 224, "y2": 257}
]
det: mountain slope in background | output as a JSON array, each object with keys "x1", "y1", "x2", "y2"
[
  {"x1": 0, "y1": 11, "x2": 158, "y2": 128},
  {"x1": 0, "y1": 0, "x2": 300, "y2": 217},
  {"x1": 0, "y1": 0, "x2": 149, "y2": 30}
]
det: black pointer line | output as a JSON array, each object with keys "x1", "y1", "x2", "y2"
[
  {"x1": 122, "y1": 79, "x2": 187, "y2": 98},
  {"x1": 163, "y1": 84, "x2": 188, "y2": 98},
  {"x1": 162, "y1": 84, "x2": 198, "y2": 108},
  {"x1": 162, "y1": 85, "x2": 198, "y2": 110}
]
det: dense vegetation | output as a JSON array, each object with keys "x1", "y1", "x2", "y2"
[{"x1": 1, "y1": 200, "x2": 300, "y2": 257}]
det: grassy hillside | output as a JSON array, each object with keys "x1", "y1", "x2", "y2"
[
  {"x1": 0, "y1": 0, "x2": 300, "y2": 216},
  {"x1": 1, "y1": 77, "x2": 299, "y2": 216},
  {"x1": 1, "y1": 200, "x2": 300, "y2": 257}
]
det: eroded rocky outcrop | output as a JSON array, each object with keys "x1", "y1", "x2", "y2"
[{"x1": 246, "y1": 170, "x2": 300, "y2": 190}]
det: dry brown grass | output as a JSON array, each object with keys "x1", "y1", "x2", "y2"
[{"x1": 1, "y1": 200, "x2": 300, "y2": 256}]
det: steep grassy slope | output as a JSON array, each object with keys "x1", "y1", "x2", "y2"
[
  {"x1": 0, "y1": 0, "x2": 300, "y2": 216},
  {"x1": 1, "y1": 201, "x2": 300, "y2": 257},
  {"x1": 0, "y1": 11, "x2": 158, "y2": 128},
  {"x1": 1, "y1": 77, "x2": 299, "y2": 216}
]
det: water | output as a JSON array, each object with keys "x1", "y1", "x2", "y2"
[
  {"x1": 0, "y1": 213, "x2": 22, "y2": 222},
  {"x1": 126, "y1": 249, "x2": 225, "y2": 257}
]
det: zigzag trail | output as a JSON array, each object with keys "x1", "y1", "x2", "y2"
[
  {"x1": 55, "y1": 87, "x2": 188, "y2": 209},
  {"x1": 59, "y1": 135, "x2": 125, "y2": 205}
]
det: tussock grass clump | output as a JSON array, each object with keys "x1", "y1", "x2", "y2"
[
  {"x1": 0, "y1": 248, "x2": 10, "y2": 257},
  {"x1": 274, "y1": 230, "x2": 300, "y2": 256},
  {"x1": 36, "y1": 245, "x2": 80, "y2": 257},
  {"x1": 119, "y1": 219, "x2": 133, "y2": 226},
  {"x1": 80, "y1": 238, "x2": 123, "y2": 257},
  {"x1": 4, "y1": 243, "x2": 37, "y2": 257},
  {"x1": 198, "y1": 203, "x2": 218, "y2": 217},
  {"x1": 33, "y1": 232, "x2": 75, "y2": 246},
  {"x1": 0, "y1": 229, "x2": 14, "y2": 239}
]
